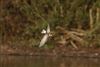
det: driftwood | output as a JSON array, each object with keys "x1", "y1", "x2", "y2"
[{"x1": 55, "y1": 26, "x2": 86, "y2": 49}]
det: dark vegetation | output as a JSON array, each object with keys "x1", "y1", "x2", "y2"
[{"x1": 0, "y1": 0, "x2": 100, "y2": 55}]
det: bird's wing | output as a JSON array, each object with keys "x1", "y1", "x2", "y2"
[
  {"x1": 39, "y1": 34, "x2": 48, "y2": 47},
  {"x1": 47, "y1": 24, "x2": 50, "y2": 33}
]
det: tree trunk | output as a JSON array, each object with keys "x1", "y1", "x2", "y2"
[
  {"x1": 96, "y1": 8, "x2": 100, "y2": 23},
  {"x1": 89, "y1": 8, "x2": 94, "y2": 30}
]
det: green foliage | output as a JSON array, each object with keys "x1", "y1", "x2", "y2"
[
  {"x1": 95, "y1": 0, "x2": 100, "y2": 7},
  {"x1": 0, "y1": 0, "x2": 100, "y2": 48}
]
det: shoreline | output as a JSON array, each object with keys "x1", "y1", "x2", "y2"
[{"x1": 0, "y1": 45, "x2": 100, "y2": 58}]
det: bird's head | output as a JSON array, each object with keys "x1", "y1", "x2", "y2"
[
  {"x1": 41, "y1": 24, "x2": 56, "y2": 37},
  {"x1": 41, "y1": 29, "x2": 46, "y2": 34}
]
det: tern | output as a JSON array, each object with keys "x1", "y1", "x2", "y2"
[{"x1": 39, "y1": 24, "x2": 52, "y2": 47}]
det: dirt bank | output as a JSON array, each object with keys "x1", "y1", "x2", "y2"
[{"x1": 0, "y1": 45, "x2": 100, "y2": 58}]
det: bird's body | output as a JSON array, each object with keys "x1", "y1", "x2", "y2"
[{"x1": 39, "y1": 24, "x2": 52, "y2": 47}]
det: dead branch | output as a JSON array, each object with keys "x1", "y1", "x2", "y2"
[
  {"x1": 55, "y1": 26, "x2": 87, "y2": 48},
  {"x1": 70, "y1": 41, "x2": 78, "y2": 49}
]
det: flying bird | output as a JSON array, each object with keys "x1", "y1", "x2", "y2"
[{"x1": 39, "y1": 24, "x2": 52, "y2": 47}]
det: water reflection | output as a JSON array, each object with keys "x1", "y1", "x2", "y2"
[{"x1": 0, "y1": 55, "x2": 100, "y2": 67}]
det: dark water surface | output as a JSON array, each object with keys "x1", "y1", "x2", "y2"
[{"x1": 0, "y1": 55, "x2": 100, "y2": 67}]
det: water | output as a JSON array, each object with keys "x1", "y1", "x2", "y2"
[{"x1": 0, "y1": 55, "x2": 100, "y2": 67}]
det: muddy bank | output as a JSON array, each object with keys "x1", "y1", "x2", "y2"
[{"x1": 0, "y1": 45, "x2": 100, "y2": 58}]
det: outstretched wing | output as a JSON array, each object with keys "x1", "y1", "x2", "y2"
[
  {"x1": 47, "y1": 24, "x2": 50, "y2": 33},
  {"x1": 39, "y1": 34, "x2": 48, "y2": 47}
]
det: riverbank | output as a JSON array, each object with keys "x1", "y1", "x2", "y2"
[{"x1": 0, "y1": 45, "x2": 100, "y2": 58}]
